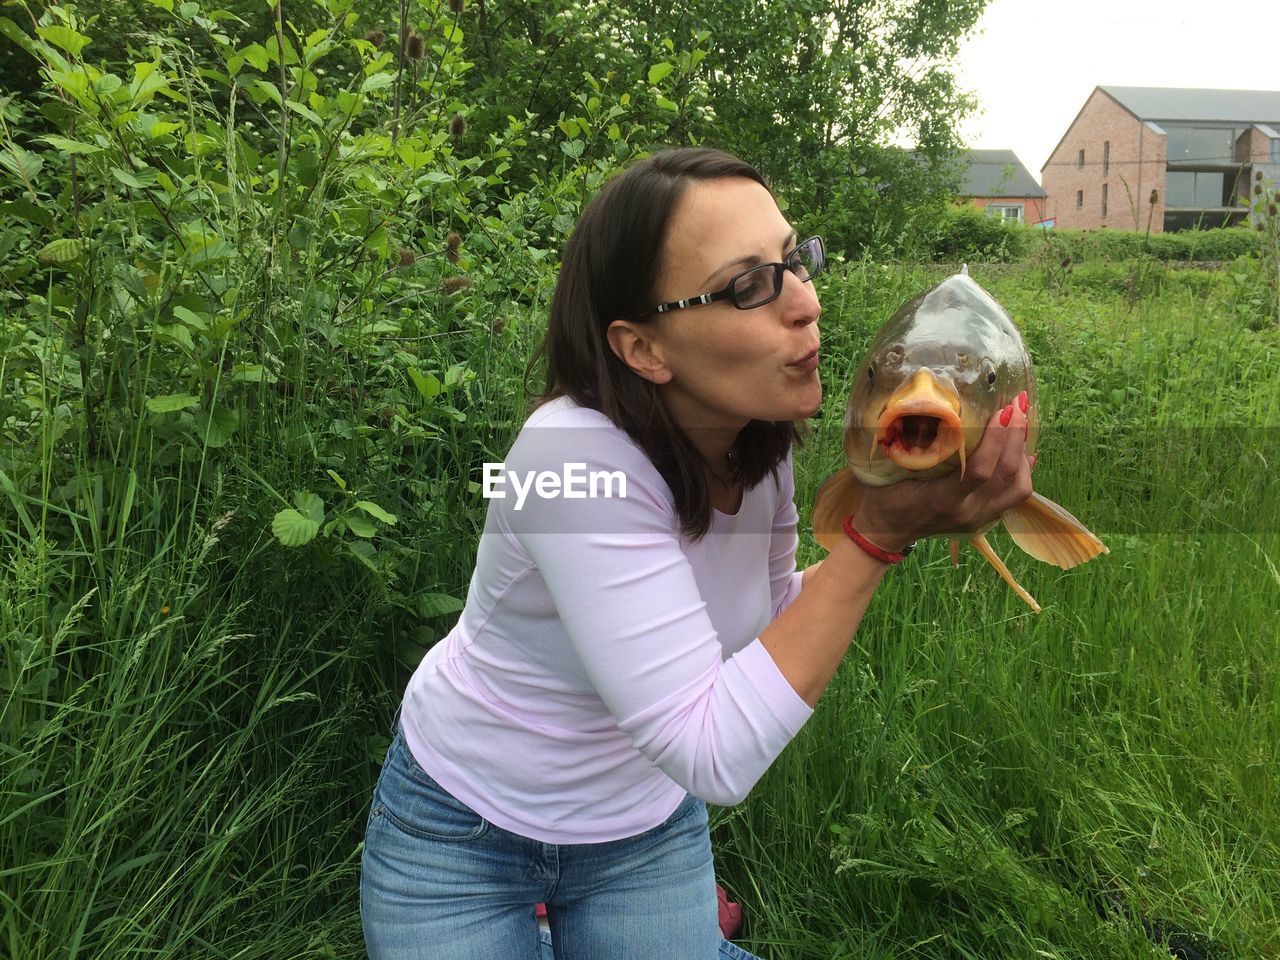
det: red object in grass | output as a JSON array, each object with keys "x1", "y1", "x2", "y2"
[{"x1": 717, "y1": 884, "x2": 743, "y2": 939}]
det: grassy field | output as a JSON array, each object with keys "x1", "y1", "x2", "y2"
[
  {"x1": 3, "y1": 256, "x2": 1277, "y2": 959},
  {"x1": 714, "y1": 259, "x2": 1280, "y2": 958}
]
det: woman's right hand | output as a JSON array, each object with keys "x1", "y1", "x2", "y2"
[{"x1": 849, "y1": 401, "x2": 1034, "y2": 554}]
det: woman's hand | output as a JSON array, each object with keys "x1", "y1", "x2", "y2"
[{"x1": 850, "y1": 401, "x2": 1034, "y2": 553}]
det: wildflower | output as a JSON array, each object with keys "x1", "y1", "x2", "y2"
[
  {"x1": 404, "y1": 32, "x2": 425, "y2": 60},
  {"x1": 161, "y1": 605, "x2": 171, "y2": 616},
  {"x1": 449, "y1": 0, "x2": 465, "y2": 11},
  {"x1": 364, "y1": 29, "x2": 386, "y2": 48},
  {"x1": 443, "y1": 276, "x2": 472, "y2": 294},
  {"x1": 397, "y1": 247, "x2": 417, "y2": 267},
  {"x1": 450, "y1": 113, "x2": 467, "y2": 138}
]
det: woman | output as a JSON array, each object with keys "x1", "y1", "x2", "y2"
[{"x1": 360, "y1": 147, "x2": 1033, "y2": 958}]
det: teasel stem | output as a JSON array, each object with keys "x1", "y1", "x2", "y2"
[
  {"x1": 274, "y1": 0, "x2": 288, "y2": 191},
  {"x1": 393, "y1": 0, "x2": 407, "y2": 143}
]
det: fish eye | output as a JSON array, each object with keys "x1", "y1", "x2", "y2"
[{"x1": 980, "y1": 359, "x2": 997, "y2": 387}]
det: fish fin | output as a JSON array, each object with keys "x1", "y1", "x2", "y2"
[
  {"x1": 949, "y1": 539, "x2": 961, "y2": 567},
  {"x1": 1001, "y1": 491, "x2": 1109, "y2": 570},
  {"x1": 969, "y1": 534, "x2": 1042, "y2": 614},
  {"x1": 812, "y1": 469, "x2": 864, "y2": 552}
]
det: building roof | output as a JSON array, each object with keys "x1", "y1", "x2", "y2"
[
  {"x1": 952, "y1": 149, "x2": 1045, "y2": 198},
  {"x1": 1100, "y1": 85, "x2": 1280, "y2": 124}
]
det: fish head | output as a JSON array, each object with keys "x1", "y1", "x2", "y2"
[{"x1": 844, "y1": 273, "x2": 1038, "y2": 486}]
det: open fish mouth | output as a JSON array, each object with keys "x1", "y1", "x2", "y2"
[{"x1": 870, "y1": 370, "x2": 965, "y2": 472}]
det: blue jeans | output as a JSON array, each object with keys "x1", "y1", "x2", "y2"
[{"x1": 360, "y1": 720, "x2": 763, "y2": 959}]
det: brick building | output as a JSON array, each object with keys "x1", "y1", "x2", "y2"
[
  {"x1": 954, "y1": 149, "x2": 1048, "y2": 225},
  {"x1": 1041, "y1": 86, "x2": 1280, "y2": 232}
]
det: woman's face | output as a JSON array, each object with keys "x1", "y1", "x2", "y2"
[{"x1": 643, "y1": 177, "x2": 822, "y2": 439}]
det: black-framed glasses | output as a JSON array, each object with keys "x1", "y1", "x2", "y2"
[{"x1": 653, "y1": 236, "x2": 825, "y2": 315}]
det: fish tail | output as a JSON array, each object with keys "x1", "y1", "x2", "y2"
[
  {"x1": 1001, "y1": 492, "x2": 1109, "y2": 569},
  {"x1": 811, "y1": 469, "x2": 864, "y2": 552}
]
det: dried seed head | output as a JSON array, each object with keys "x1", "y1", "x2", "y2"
[
  {"x1": 404, "y1": 32, "x2": 426, "y2": 60},
  {"x1": 1257, "y1": 169, "x2": 1265, "y2": 181},
  {"x1": 364, "y1": 29, "x2": 385, "y2": 47},
  {"x1": 445, "y1": 231, "x2": 462, "y2": 263},
  {"x1": 450, "y1": 113, "x2": 467, "y2": 138},
  {"x1": 1255, "y1": 183, "x2": 1263, "y2": 196},
  {"x1": 1257, "y1": 221, "x2": 1267, "y2": 232},
  {"x1": 443, "y1": 275, "x2": 472, "y2": 294},
  {"x1": 1060, "y1": 257, "x2": 1071, "y2": 269},
  {"x1": 1274, "y1": 190, "x2": 1280, "y2": 204},
  {"x1": 449, "y1": 0, "x2": 465, "y2": 12},
  {"x1": 1269, "y1": 202, "x2": 1278, "y2": 217},
  {"x1": 1148, "y1": 189, "x2": 1158, "y2": 205},
  {"x1": 491, "y1": 315, "x2": 506, "y2": 335},
  {"x1": 397, "y1": 247, "x2": 417, "y2": 267}
]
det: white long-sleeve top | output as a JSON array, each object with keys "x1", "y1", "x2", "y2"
[{"x1": 400, "y1": 395, "x2": 813, "y2": 843}]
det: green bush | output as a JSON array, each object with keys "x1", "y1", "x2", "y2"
[
  {"x1": 1030, "y1": 226, "x2": 1260, "y2": 263},
  {"x1": 921, "y1": 203, "x2": 1033, "y2": 262}
]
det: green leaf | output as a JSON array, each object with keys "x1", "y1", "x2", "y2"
[
  {"x1": 295, "y1": 490, "x2": 325, "y2": 524},
  {"x1": 240, "y1": 42, "x2": 269, "y2": 72},
  {"x1": 647, "y1": 62, "x2": 673, "y2": 85},
  {"x1": 172, "y1": 306, "x2": 209, "y2": 329},
  {"x1": 418, "y1": 593, "x2": 463, "y2": 618},
  {"x1": 231, "y1": 363, "x2": 270, "y2": 382},
  {"x1": 39, "y1": 135, "x2": 104, "y2": 155},
  {"x1": 407, "y1": 367, "x2": 442, "y2": 400},
  {"x1": 285, "y1": 100, "x2": 323, "y2": 125},
  {"x1": 193, "y1": 405, "x2": 238, "y2": 447},
  {"x1": 272, "y1": 508, "x2": 319, "y2": 547},
  {"x1": 343, "y1": 515, "x2": 377, "y2": 538},
  {"x1": 325, "y1": 469, "x2": 347, "y2": 490},
  {"x1": 36, "y1": 238, "x2": 83, "y2": 264},
  {"x1": 0, "y1": 144, "x2": 43, "y2": 184},
  {"x1": 346, "y1": 539, "x2": 378, "y2": 570},
  {"x1": 145, "y1": 0, "x2": 174, "y2": 11},
  {"x1": 560, "y1": 139, "x2": 584, "y2": 159},
  {"x1": 146, "y1": 393, "x2": 200, "y2": 413},
  {"x1": 355, "y1": 500, "x2": 397, "y2": 525},
  {"x1": 655, "y1": 96, "x2": 678, "y2": 112},
  {"x1": 360, "y1": 72, "x2": 394, "y2": 94},
  {"x1": 129, "y1": 61, "x2": 169, "y2": 105},
  {"x1": 36, "y1": 25, "x2": 91, "y2": 57}
]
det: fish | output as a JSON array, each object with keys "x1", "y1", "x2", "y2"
[{"x1": 811, "y1": 267, "x2": 1107, "y2": 613}]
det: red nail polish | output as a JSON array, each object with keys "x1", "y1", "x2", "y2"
[
  {"x1": 999, "y1": 405, "x2": 1013, "y2": 427},
  {"x1": 1018, "y1": 391, "x2": 1028, "y2": 413}
]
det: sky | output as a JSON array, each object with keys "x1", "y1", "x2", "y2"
[{"x1": 951, "y1": 0, "x2": 1280, "y2": 183}]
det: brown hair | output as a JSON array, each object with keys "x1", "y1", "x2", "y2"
[{"x1": 526, "y1": 147, "x2": 804, "y2": 540}]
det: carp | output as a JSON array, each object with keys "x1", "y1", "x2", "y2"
[{"x1": 812, "y1": 268, "x2": 1107, "y2": 612}]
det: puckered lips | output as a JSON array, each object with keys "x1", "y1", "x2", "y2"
[{"x1": 872, "y1": 368, "x2": 966, "y2": 474}]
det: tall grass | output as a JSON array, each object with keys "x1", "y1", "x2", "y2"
[{"x1": 714, "y1": 260, "x2": 1280, "y2": 958}]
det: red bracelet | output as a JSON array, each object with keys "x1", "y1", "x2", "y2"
[{"x1": 842, "y1": 515, "x2": 914, "y2": 565}]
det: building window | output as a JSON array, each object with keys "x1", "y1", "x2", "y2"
[
  {"x1": 986, "y1": 204, "x2": 1024, "y2": 224},
  {"x1": 1103, "y1": 141, "x2": 1110, "y2": 176},
  {"x1": 1076, "y1": 189, "x2": 1084, "y2": 209},
  {"x1": 1102, "y1": 183, "x2": 1108, "y2": 217},
  {"x1": 1166, "y1": 170, "x2": 1227, "y2": 208},
  {"x1": 1077, "y1": 148, "x2": 1085, "y2": 168},
  {"x1": 1165, "y1": 125, "x2": 1236, "y2": 164}
]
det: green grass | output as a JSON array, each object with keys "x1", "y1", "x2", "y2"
[
  {"x1": 4, "y1": 258, "x2": 1278, "y2": 958},
  {"x1": 713, "y1": 260, "x2": 1280, "y2": 958}
]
